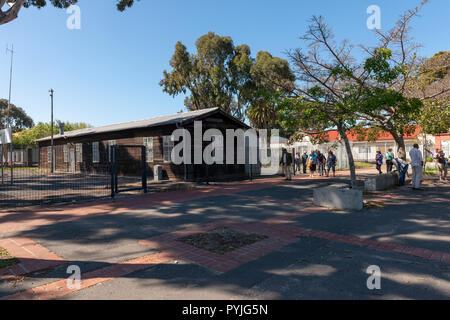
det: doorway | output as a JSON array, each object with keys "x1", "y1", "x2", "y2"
[{"x1": 69, "y1": 148, "x2": 76, "y2": 173}]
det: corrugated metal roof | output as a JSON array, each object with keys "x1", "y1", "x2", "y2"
[{"x1": 36, "y1": 108, "x2": 223, "y2": 142}]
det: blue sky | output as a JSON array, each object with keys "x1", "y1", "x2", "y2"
[{"x1": 0, "y1": 0, "x2": 449, "y2": 127}]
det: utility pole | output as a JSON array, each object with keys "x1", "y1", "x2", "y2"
[
  {"x1": 6, "y1": 44, "x2": 14, "y2": 185},
  {"x1": 49, "y1": 89, "x2": 54, "y2": 173}
]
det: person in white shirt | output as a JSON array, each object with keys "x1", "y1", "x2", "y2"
[{"x1": 409, "y1": 144, "x2": 424, "y2": 190}]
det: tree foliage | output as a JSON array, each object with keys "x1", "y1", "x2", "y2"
[
  {"x1": 279, "y1": 15, "x2": 368, "y2": 187},
  {"x1": 246, "y1": 51, "x2": 295, "y2": 130},
  {"x1": 408, "y1": 51, "x2": 450, "y2": 135},
  {"x1": 279, "y1": 1, "x2": 443, "y2": 182},
  {"x1": 13, "y1": 121, "x2": 91, "y2": 147},
  {"x1": 0, "y1": 0, "x2": 139, "y2": 25},
  {"x1": 160, "y1": 32, "x2": 294, "y2": 122},
  {"x1": 0, "y1": 99, "x2": 34, "y2": 133}
]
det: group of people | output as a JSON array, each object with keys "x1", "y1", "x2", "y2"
[
  {"x1": 281, "y1": 144, "x2": 449, "y2": 188},
  {"x1": 375, "y1": 144, "x2": 448, "y2": 190},
  {"x1": 375, "y1": 148, "x2": 395, "y2": 175},
  {"x1": 280, "y1": 148, "x2": 337, "y2": 180}
]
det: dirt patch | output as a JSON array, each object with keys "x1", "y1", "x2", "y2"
[
  {"x1": 364, "y1": 200, "x2": 386, "y2": 209},
  {"x1": 177, "y1": 227, "x2": 268, "y2": 255},
  {"x1": 0, "y1": 247, "x2": 19, "y2": 269}
]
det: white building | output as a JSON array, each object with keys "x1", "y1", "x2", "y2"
[{"x1": 274, "y1": 127, "x2": 443, "y2": 169}]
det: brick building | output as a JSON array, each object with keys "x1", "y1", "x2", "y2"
[{"x1": 36, "y1": 108, "x2": 254, "y2": 181}]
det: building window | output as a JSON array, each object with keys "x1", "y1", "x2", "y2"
[
  {"x1": 63, "y1": 145, "x2": 69, "y2": 163},
  {"x1": 76, "y1": 144, "x2": 83, "y2": 163},
  {"x1": 47, "y1": 147, "x2": 52, "y2": 163},
  {"x1": 143, "y1": 137, "x2": 153, "y2": 162},
  {"x1": 163, "y1": 136, "x2": 174, "y2": 163},
  {"x1": 108, "y1": 140, "x2": 116, "y2": 162},
  {"x1": 92, "y1": 142, "x2": 100, "y2": 163},
  {"x1": 358, "y1": 146, "x2": 369, "y2": 154}
]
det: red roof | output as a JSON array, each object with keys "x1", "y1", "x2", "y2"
[{"x1": 309, "y1": 126, "x2": 422, "y2": 142}]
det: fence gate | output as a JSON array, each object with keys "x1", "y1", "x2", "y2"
[{"x1": 110, "y1": 145, "x2": 147, "y2": 198}]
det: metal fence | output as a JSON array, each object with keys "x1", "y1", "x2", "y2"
[
  {"x1": 0, "y1": 145, "x2": 148, "y2": 208},
  {"x1": 0, "y1": 165, "x2": 112, "y2": 208},
  {"x1": 111, "y1": 145, "x2": 147, "y2": 197}
]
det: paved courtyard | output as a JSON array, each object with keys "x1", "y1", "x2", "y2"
[{"x1": 0, "y1": 171, "x2": 449, "y2": 300}]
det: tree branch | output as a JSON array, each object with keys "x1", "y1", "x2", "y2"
[{"x1": 0, "y1": 0, "x2": 26, "y2": 25}]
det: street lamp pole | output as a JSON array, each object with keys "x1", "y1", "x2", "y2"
[{"x1": 49, "y1": 89, "x2": 54, "y2": 173}]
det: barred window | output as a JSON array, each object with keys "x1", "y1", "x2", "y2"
[
  {"x1": 143, "y1": 137, "x2": 154, "y2": 162},
  {"x1": 76, "y1": 144, "x2": 83, "y2": 163},
  {"x1": 63, "y1": 145, "x2": 69, "y2": 163},
  {"x1": 92, "y1": 142, "x2": 100, "y2": 163},
  {"x1": 163, "y1": 136, "x2": 174, "y2": 163},
  {"x1": 108, "y1": 140, "x2": 117, "y2": 162}
]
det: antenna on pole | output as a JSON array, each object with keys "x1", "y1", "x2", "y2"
[
  {"x1": 5, "y1": 44, "x2": 15, "y2": 185},
  {"x1": 6, "y1": 44, "x2": 14, "y2": 128}
]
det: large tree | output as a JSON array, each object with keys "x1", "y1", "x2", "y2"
[
  {"x1": 0, "y1": 99, "x2": 34, "y2": 132},
  {"x1": 355, "y1": 1, "x2": 449, "y2": 156},
  {"x1": 246, "y1": 51, "x2": 295, "y2": 131},
  {"x1": 279, "y1": 15, "x2": 371, "y2": 188},
  {"x1": 409, "y1": 51, "x2": 450, "y2": 135},
  {"x1": 160, "y1": 32, "x2": 253, "y2": 120},
  {"x1": 277, "y1": 1, "x2": 436, "y2": 186},
  {"x1": 280, "y1": 1, "x2": 442, "y2": 170},
  {"x1": 0, "y1": 0, "x2": 139, "y2": 25},
  {"x1": 160, "y1": 32, "x2": 293, "y2": 122}
]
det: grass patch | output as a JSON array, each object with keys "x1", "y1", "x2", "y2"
[
  {"x1": 0, "y1": 247, "x2": 19, "y2": 269},
  {"x1": 354, "y1": 162, "x2": 373, "y2": 169},
  {"x1": 2, "y1": 166, "x2": 40, "y2": 171}
]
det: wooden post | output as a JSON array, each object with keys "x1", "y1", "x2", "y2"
[{"x1": 141, "y1": 146, "x2": 147, "y2": 193}]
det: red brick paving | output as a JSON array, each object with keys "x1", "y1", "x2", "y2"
[
  {"x1": 0, "y1": 177, "x2": 288, "y2": 235},
  {"x1": 0, "y1": 237, "x2": 66, "y2": 281},
  {"x1": 1, "y1": 251, "x2": 175, "y2": 300},
  {"x1": 139, "y1": 218, "x2": 309, "y2": 273},
  {"x1": 1, "y1": 174, "x2": 448, "y2": 299},
  {"x1": 2, "y1": 204, "x2": 449, "y2": 300},
  {"x1": 138, "y1": 209, "x2": 450, "y2": 274}
]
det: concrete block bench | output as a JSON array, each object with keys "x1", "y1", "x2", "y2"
[
  {"x1": 313, "y1": 186, "x2": 363, "y2": 211},
  {"x1": 364, "y1": 172, "x2": 399, "y2": 191}
]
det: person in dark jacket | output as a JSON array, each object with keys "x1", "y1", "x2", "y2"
[
  {"x1": 376, "y1": 151, "x2": 383, "y2": 174},
  {"x1": 280, "y1": 148, "x2": 293, "y2": 180},
  {"x1": 301, "y1": 152, "x2": 308, "y2": 174},
  {"x1": 326, "y1": 150, "x2": 337, "y2": 177},
  {"x1": 317, "y1": 151, "x2": 326, "y2": 176}
]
